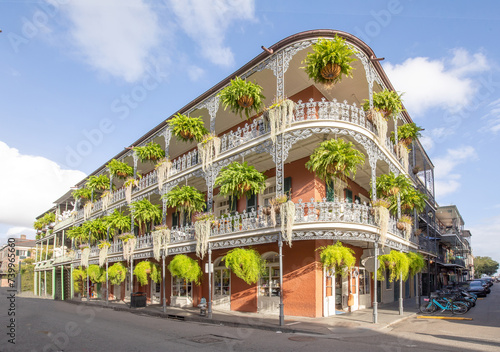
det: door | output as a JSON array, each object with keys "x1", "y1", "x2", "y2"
[
  {"x1": 335, "y1": 274, "x2": 348, "y2": 310},
  {"x1": 213, "y1": 261, "x2": 231, "y2": 310},
  {"x1": 151, "y1": 280, "x2": 161, "y2": 304},
  {"x1": 323, "y1": 269, "x2": 336, "y2": 316},
  {"x1": 349, "y1": 269, "x2": 359, "y2": 311}
]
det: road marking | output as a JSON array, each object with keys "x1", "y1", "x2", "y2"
[{"x1": 417, "y1": 316, "x2": 473, "y2": 320}]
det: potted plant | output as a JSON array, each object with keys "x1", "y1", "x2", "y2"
[
  {"x1": 103, "y1": 209, "x2": 131, "y2": 237},
  {"x1": 129, "y1": 199, "x2": 162, "y2": 235},
  {"x1": 377, "y1": 250, "x2": 410, "y2": 282},
  {"x1": 399, "y1": 187, "x2": 427, "y2": 214},
  {"x1": 263, "y1": 99, "x2": 295, "y2": 143},
  {"x1": 98, "y1": 240, "x2": 111, "y2": 267},
  {"x1": 133, "y1": 142, "x2": 165, "y2": 163},
  {"x1": 302, "y1": 36, "x2": 357, "y2": 84},
  {"x1": 390, "y1": 123, "x2": 422, "y2": 148},
  {"x1": 194, "y1": 212, "x2": 214, "y2": 259},
  {"x1": 155, "y1": 157, "x2": 172, "y2": 191},
  {"x1": 372, "y1": 198, "x2": 391, "y2": 246},
  {"x1": 396, "y1": 214, "x2": 413, "y2": 240},
  {"x1": 72, "y1": 267, "x2": 87, "y2": 295},
  {"x1": 152, "y1": 224, "x2": 170, "y2": 261},
  {"x1": 376, "y1": 172, "x2": 412, "y2": 198},
  {"x1": 134, "y1": 260, "x2": 161, "y2": 286},
  {"x1": 108, "y1": 262, "x2": 128, "y2": 286},
  {"x1": 88, "y1": 264, "x2": 106, "y2": 284},
  {"x1": 72, "y1": 188, "x2": 92, "y2": 201},
  {"x1": 364, "y1": 89, "x2": 404, "y2": 119},
  {"x1": 317, "y1": 241, "x2": 356, "y2": 276},
  {"x1": 218, "y1": 77, "x2": 265, "y2": 120},
  {"x1": 407, "y1": 252, "x2": 425, "y2": 276},
  {"x1": 223, "y1": 248, "x2": 266, "y2": 285},
  {"x1": 107, "y1": 159, "x2": 133, "y2": 179},
  {"x1": 306, "y1": 138, "x2": 365, "y2": 197},
  {"x1": 198, "y1": 133, "x2": 221, "y2": 172},
  {"x1": 215, "y1": 161, "x2": 267, "y2": 205},
  {"x1": 168, "y1": 254, "x2": 202, "y2": 285},
  {"x1": 118, "y1": 232, "x2": 136, "y2": 263},
  {"x1": 168, "y1": 113, "x2": 209, "y2": 143},
  {"x1": 162, "y1": 185, "x2": 206, "y2": 220},
  {"x1": 86, "y1": 174, "x2": 111, "y2": 194}
]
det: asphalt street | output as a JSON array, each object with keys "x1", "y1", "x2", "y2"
[{"x1": 1, "y1": 285, "x2": 499, "y2": 352}]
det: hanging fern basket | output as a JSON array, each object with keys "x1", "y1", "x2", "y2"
[
  {"x1": 238, "y1": 95, "x2": 254, "y2": 108},
  {"x1": 179, "y1": 130, "x2": 195, "y2": 140},
  {"x1": 320, "y1": 63, "x2": 342, "y2": 81}
]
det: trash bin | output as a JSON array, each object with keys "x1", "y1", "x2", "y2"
[{"x1": 130, "y1": 292, "x2": 147, "y2": 308}]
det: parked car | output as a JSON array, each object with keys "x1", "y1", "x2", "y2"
[
  {"x1": 468, "y1": 279, "x2": 491, "y2": 294},
  {"x1": 467, "y1": 281, "x2": 489, "y2": 297}
]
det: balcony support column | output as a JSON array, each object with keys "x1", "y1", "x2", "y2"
[
  {"x1": 373, "y1": 241, "x2": 378, "y2": 323},
  {"x1": 34, "y1": 270, "x2": 38, "y2": 296},
  {"x1": 70, "y1": 264, "x2": 74, "y2": 299}
]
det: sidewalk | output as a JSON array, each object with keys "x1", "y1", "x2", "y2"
[{"x1": 57, "y1": 295, "x2": 419, "y2": 335}]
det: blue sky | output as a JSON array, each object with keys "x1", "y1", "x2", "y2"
[{"x1": 1, "y1": 0, "x2": 499, "y2": 263}]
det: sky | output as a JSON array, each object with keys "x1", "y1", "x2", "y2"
[{"x1": 1, "y1": 0, "x2": 499, "y2": 264}]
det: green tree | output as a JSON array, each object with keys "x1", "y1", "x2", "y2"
[{"x1": 474, "y1": 256, "x2": 499, "y2": 277}]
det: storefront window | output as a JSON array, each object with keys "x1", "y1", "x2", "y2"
[
  {"x1": 259, "y1": 252, "x2": 279, "y2": 297},
  {"x1": 359, "y1": 268, "x2": 370, "y2": 295},
  {"x1": 172, "y1": 277, "x2": 192, "y2": 297},
  {"x1": 214, "y1": 268, "x2": 230, "y2": 296}
]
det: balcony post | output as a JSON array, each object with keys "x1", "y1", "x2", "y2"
[
  {"x1": 34, "y1": 270, "x2": 38, "y2": 296},
  {"x1": 162, "y1": 250, "x2": 166, "y2": 313},
  {"x1": 278, "y1": 231, "x2": 284, "y2": 326},
  {"x1": 208, "y1": 244, "x2": 213, "y2": 319},
  {"x1": 70, "y1": 263, "x2": 74, "y2": 299},
  {"x1": 399, "y1": 272, "x2": 403, "y2": 315},
  {"x1": 373, "y1": 241, "x2": 378, "y2": 323}
]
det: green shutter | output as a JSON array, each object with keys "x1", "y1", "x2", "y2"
[
  {"x1": 246, "y1": 194, "x2": 256, "y2": 212},
  {"x1": 355, "y1": 195, "x2": 361, "y2": 204},
  {"x1": 16, "y1": 250, "x2": 19, "y2": 256},
  {"x1": 172, "y1": 212, "x2": 179, "y2": 228},
  {"x1": 345, "y1": 189, "x2": 353, "y2": 203},
  {"x1": 230, "y1": 196, "x2": 237, "y2": 214},
  {"x1": 325, "y1": 179, "x2": 335, "y2": 202},
  {"x1": 284, "y1": 177, "x2": 292, "y2": 199},
  {"x1": 27, "y1": 251, "x2": 31, "y2": 257}
]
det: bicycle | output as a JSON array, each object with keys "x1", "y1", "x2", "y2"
[{"x1": 419, "y1": 294, "x2": 469, "y2": 315}]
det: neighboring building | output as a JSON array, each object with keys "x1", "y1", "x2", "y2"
[
  {"x1": 0, "y1": 235, "x2": 36, "y2": 287},
  {"x1": 34, "y1": 30, "x2": 471, "y2": 317},
  {"x1": 435, "y1": 205, "x2": 474, "y2": 284}
]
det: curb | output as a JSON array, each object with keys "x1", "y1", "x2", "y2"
[
  {"x1": 64, "y1": 300, "x2": 324, "y2": 335},
  {"x1": 382, "y1": 312, "x2": 417, "y2": 329}
]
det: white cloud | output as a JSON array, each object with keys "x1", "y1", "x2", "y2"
[
  {"x1": 479, "y1": 98, "x2": 500, "y2": 134},
  {"x1": 433, "y1": 146, "x2": 477, "y2": 198},
  {"x1": 187, "y1": 65, "x2": 205, "y2": 81},
  {"x1": 468, "y1": 214, "x2": 500, "y2": 262},
  {"x1": 384, "y1": 49, "x2": 489, "y2": 116},
  {"x1": 420, "y1": 127, "x2": 456, "y2": 151},
  {"x1": 0, "y1": 141, "x2": 86, "y2": 228},
  {"x1": 56, "y1": 0, "x2": 162, "y2": 82},
  {"x1": 168, "y1": 0, "x2": 256, "y2": 66}
]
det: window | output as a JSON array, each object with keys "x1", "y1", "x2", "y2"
[
  {"x1": 259, "y1": 252, "x2": 280, "y2": 297},
  {"x1": 262, "y1": 184, "x2": 276, "y2": 207},
  {"x1": 246, "y1": 194, "x2": 256, "y2": 212},
  {"x1": 345, "y1": 189, "x2": 353, "y2": 203},
  {"x1": 359, "y1": 268, "x2": 370, "y2": 295},
  {"x1": 172, "y1": 212, "x2": 191, "y2": 228},
  {"x1": 172, "y1": 277, "x2": 192, "y2": 297},
  {"x1": 385, "y1": 269, "x2": 392, "y2": 289},
  {"x1": 284, "y1": 177, "x2": 292, "y2": 198}
]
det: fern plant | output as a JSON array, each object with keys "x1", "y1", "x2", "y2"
[
  {"x1": 390, "y1": 123, "x2": 422, "y2": 146},
  {"x1": 133, "y1": 260, "x2": 161, "y2": 286},
  {"x1": 80, "y1": 218, "x2": 108, "y2": 244},
  {"x1": 399, "y1": 186, "x2": 427, "y2": 214},
  {"x1": 302, "y1": 36, "x2": 357, "y2": 84},
  {"x1": 72, "y1": 188, "x2": 92, "y2": 201},
  {"x1": 218, "y1": 77, "x2": 265, "y2": 120},
  {"x1": 168, "y1": 254, "x2": 202, "y2": 284},
  {"x1": 108, "y1": 262, "x2": 128, "y2": 285},
  {"x1": 107, "y1": 159, "x2": 133, "y2": 179},
  {"x1": 88, "y1": 264, "x2": 106, "y2": 283},
  {"x1": 129, "y1": 199, "x2": 162, "y2": 235},
  {"x1": 363, "y1": 90, "x2": 404, "y2": 118},
  {"x1": 86, "y1": 175, "x2": 110, "y2": 193},
  {"x1": 215, "y1": 161, "x2": 267, "y2": 199},
  {"x1": 375, "y1": 172, "x2": 412, "y2": 198},
  {"x1": 162, "y1": 186, "x2": 206, "y2": 218},
  {"x1": 377, "y1": 250, "x2": 410, "y2": 282},
  {"x1": 72, "y1": 267, "x2": 87, "y2": 293},
  {"x1": 224, "y1": 248, "x2": 266, "y2": 285},
  {"x1": 103, "y1": 209, "x2": 131, "y2": 237},
  {"x1": 305, "y1": 138, "x2": 365, "y2": 182},
  {"x1": 168, "y1": 113, "x2": 209, "y2": 143},
  {"x1": 317, "y1": 242, "x2": 356, "y2": 276},
  {"x1": 407, "y1": 252, "x2": 426, "y2": 276},
  {"x1": 134, "y1": 142, "x2": 165, "y2": 163}
]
